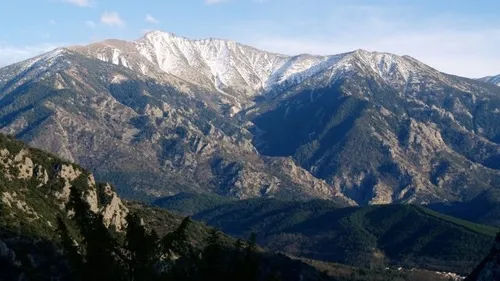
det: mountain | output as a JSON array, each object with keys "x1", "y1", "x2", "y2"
[
  {"x1": 1, "y1": 30, "x2": 500, "y2": 205},
  {"x1": 0, "y1": 134, "x2": 350, "y2": 281},
  {"x1": 70, "y1": 31, "x2": 351, "y2": 114},
  {"x1": 0, "y1": 47, "x2": 353, "y2": 204},
  {"x1": 0, "y1": 133, "x2": 453, "y2": 281},
  {"x1": 479, "y1": 75, "x2": 500, "y2": 86},
  {"x1": 155, "y1": 194, "x2": 497, "y2": 275},
  {"x1": 249, "y1": 51, "x2": 500, "y2": 205}
]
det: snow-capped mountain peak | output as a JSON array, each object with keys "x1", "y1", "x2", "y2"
[
  {"x1": 50, "y1": 30, "x2": 461, "y2": 109},
  {"x1": 132, "y1": 31, "x2": 435, "y2": 92},
  {"x1": 135, "y1": 30, "x2": 289, "y2": 94}
]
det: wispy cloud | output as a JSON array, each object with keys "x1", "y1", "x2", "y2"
[
  {"x1": 60, "y1": 0, "x2": 92, "y2": 7},
  {"x1": 101, "y1": 11, "x2": 125, "y2": 28},
  {"x1": 145, "y1": 14, "x2": 159, "y2": 24}
]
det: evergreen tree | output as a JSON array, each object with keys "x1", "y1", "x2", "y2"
[
  {"x1": 56, "y1": 195, "x2": 273, "y2": 281},
  {"x1": 163, "y1": 216, "x2": 193, "y2": 256},
  {"x1": 66, "y1": 186, "x2": 125, "y2": 281},
  {"x1": 201, "y1": 228, "x2": 226, "y2": 280},
  {"x1": 230, "y1": 238, "x2": 246, "y2": 280},
  {"x1": 163, "y1": 217, "x2": 201, "y2": 281},
  {"x1": 56, "y1": 216, "x2": 83, "y2": 281},
  {"x1": 243, "y1": 233, "x2": 260, "y2": 281},
  {"x1": 124, "y1": 213, "x2": 159, "y2": 281}
]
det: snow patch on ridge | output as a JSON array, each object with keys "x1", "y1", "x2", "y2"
[{"x1": 481, "y1": 75, "x2": 500, "y2": 86}]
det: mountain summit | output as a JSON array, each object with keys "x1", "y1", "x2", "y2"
[
  {"x1": 1, "y1": 30, "x2": 500, "y2": 205},
  {"x1": 70, "y1": 31, "x2": 448, "y2": 114}
]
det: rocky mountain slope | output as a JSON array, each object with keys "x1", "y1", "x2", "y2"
[
  {"x1": 0, "y1": 133, "x2": 128, "y2": 279},
  {"x1": 0, "y1": 47, "x2": 352, "y2": 204},
  {"x1": 1, "y1": 31, "x2": 500, "y2": 205},
  {"x1": 0, "y1": 134, "x2": 128, "y2": 235},
  {"x1": 0, "y1": 134, "x2": 342, "y2": 281},
  {"x1": 0, "y1": 100, "x2": 484, "y2": 281},
  {"x1": 250, "y1": 57, "x2": 500, "y2": 204},
  {"x1": 70, "y1": 31, "x2": 350, "y2": 115},
  {"x1": 480, "y1": 75, "x2": 500, "y2": 86}
]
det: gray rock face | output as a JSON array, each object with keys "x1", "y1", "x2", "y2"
[
  {"x1": 0, "y1": 48, "x2": 353, "y2": 205},
  {"x1": 0, "y1": 135, "x2": 128, "y2": 231},
  {"x1": 1, "y1": 31, "x2": 500, "y2": 205},
  {"x1": 0, "y1": 135, "x2": 134, "y2": 281}
]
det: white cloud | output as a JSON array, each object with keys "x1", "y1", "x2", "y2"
[
  {"x1": 100, "y1": 11, "x2": 125, "y2": 28},
  {"x1": 0, "y1": 43, "x2": 63, "y2": 67},
  {"x1": 145, "y1": 14, "x2": 159, "y2": 24},
  {"x1": 60, "y1": 0, "x2": 92, "y2": 7},
  {"x1": 85, "y1": 20, "x2": 96, "y2": 28}
]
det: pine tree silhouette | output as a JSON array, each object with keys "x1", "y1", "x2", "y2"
[
  {"x1": 125, "y1": 213, "x2": 159, "y2": 281},
  {"x1": 66, "y1": 186, "x2": 125, "y2": 281}
]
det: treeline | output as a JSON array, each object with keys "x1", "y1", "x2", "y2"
[{"x1": 57, "y1": 187, "x2": 280, "y2": 281}]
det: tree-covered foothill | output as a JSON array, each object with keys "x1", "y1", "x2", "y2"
[
  {"x1": 162, "y1": 196, "x2": 498, "y2": 275},
  {"x1": 56, "y1": 186, "x2": 270, "y2": 281}
]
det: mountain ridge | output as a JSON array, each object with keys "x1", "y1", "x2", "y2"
[
  {"x1": 0, "y1": 48, "x2": 356, "y2": 204},
  {"x1": 69, "y1": 31, "x2": 462, "y2": 112},
  {"x1": 1, "y1": 30, "x2": 500, "y2": 206},
  {"x1": 153, "y1": 193, "x2": 497, "y2": 274},
  {"x1": 480, "y1": 74, "x2": 500, "y2": 86}
]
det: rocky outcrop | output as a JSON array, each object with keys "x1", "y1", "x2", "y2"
[
  {"x1": 0, "y1": 135, "x2": 129, "y2": 233},
  {"x1": 100, "y1": 184, "x2": 128, "y2": 230}
]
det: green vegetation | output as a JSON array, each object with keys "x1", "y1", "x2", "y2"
[
  {"x1": 429, "y1": 189, "x2": 500, "y2": 227},
  {"x1": 152, "y1": 192, "x2": 235, "y2": 215},
  {"x1": 156, "y1": 195, "x2": 497, "y2": 275},
  {"x1": 56, "y1": 186, "x2": 333, "y2": 281},
  {"x1": 419, "y1": 206, "x2": 498, "y2": 236},
  {"x1": 0, "y1": 132, "x2": 490, "y2": 281},
  {"x1": 0, "y1": 134, "x2": 331, "y2": 281}
]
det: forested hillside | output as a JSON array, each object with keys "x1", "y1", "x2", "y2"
[{"x1": 156, "y1": 194, "x2": 497, "y2": 274}]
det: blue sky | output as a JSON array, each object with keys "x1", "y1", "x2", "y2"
[{"x1": 1, "y1": 0, "x2": 499, "y2": 77}]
